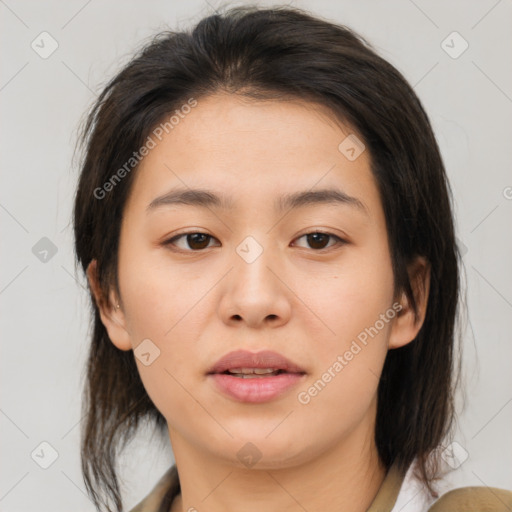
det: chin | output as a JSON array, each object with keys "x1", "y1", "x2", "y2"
[{"x1": 211, "y1": 432, "x2": 312, "y2": 470}]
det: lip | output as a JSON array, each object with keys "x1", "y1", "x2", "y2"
[
  {"x1": 206, "y1": 350, "x2": 307, "y2": 403},
  {"x1": 208, "y1": 373, "x2": 306, "y2": 403}
]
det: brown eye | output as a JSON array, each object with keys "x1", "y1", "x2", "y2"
[
  {"x1": 185, "y1": 233, "x2": 212, "y2": 250},
  {"x1": 164, "y1": 231, "x2": 345, "y2": 253},
  {"x1": 306, "y1": 233, "x2": 330, "y2": 250},
  {"x1": 294, "y1": 232, "x2": 345, "y2": 251},
  {"x1": 164, "y1": 232, "x2": 217, "y2": 251}
]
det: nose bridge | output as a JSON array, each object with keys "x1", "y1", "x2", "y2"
[
  {"x1": 233, "y1": 234, "x2": 278, "y2": 295},
  {"x1": 219, "y1": 233, "x2": 291, "y2": 327}
]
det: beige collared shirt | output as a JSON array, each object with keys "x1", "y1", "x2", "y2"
[{"x1": 129, "y1": 461, "x2": 512, "y2": 512}]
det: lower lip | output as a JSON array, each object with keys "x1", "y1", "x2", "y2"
[{"x1": 208, "y1": 372, "x2": 306, "y2": 403}]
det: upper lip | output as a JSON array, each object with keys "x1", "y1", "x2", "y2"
[{"x1": 207, "y1": 350, "x2": 306, "y2": 374}]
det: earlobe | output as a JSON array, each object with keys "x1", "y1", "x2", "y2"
[
  {"x1": 388, "y1": 256, "x2": 431, "y2": 350},
  {"x1": 85, "y1": 259, "x2": 132, "y2": 351}
]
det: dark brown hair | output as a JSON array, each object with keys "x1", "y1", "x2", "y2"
[{"x1": 73, "y1": 4, "x2": 463, "y2": 511}]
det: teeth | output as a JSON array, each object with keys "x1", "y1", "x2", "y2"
[
  {"x1": 228, "y1": 368, "x2": 280, "y2": 374},
  {"x1": 230, "y1": 373, "x2": 280, "y2": 378},
  {"x1": 227, "y1": 367, "x2": 281, "y2": 377}
]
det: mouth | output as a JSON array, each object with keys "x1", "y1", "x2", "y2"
[
  {"x1": 206, "y1": 349, "x2": 306, "y2": 376},
  {"x1": 206, "y1": 350, "x2": 306, "y2": 403},
  {"x1": 217, "y1": 368, "x2": 292, "y2": 378}
]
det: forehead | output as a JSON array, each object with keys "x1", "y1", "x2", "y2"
[
  {"x1": 124, "y1": 93, "x2": 380, "y2": 218},
  {"x1": 169, "y1": 92, "x2": 357, "y2": 154}
]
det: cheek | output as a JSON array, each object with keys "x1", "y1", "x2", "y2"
[
  {"x1": 125, "y1": 297, "x2": 206, "y2": 427},
  {"x1": 291, "y1": 247, "x2": 394, "y2": 411},
  {"x1": 294, "y1": 248, "x2": 395, "y2": 347},
  {"x1": 295, "y1": 287, "x2": 392, "y2": 441},
  {"x1": 117, "y1": 249, "x2": 213, "y2": 413},
  {"x1": 118, "y1": 241, "x2": 206, "y2": 339}
]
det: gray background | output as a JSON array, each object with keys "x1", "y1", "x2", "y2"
[{"x1": 1, "y1": 0, "x2": 511, "y2": 510}]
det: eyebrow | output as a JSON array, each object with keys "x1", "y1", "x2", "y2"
[{"x1": 146, "y1": 187, "x2": 368, "y2": 216}]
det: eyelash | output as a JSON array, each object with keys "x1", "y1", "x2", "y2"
[{"x1": 163, "y1": 230, "x2": 347, "y2": 253}]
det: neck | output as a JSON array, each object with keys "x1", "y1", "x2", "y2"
[{"x1": 168, "y1": 409, "x2": 387, "y2": 512}]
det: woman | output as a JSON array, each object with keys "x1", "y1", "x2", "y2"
[{"x1": 73, "y1": 5, "x2": 512, "y2": 512}]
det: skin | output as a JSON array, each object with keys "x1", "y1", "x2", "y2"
[{"x1": 87, "y1": 92, "x2": 430, "y2": 512}]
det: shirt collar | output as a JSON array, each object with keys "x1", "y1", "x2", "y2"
[
  {"x1": 130, "y1": 461, "x2": 405, "y2": 512},
  {"x1": 366, "y1": 461, "x2": 405, "y2": 511}
]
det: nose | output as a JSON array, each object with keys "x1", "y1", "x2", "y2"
[{"x1": 217, "y1": 241, "x2": 292, "y2": 329}]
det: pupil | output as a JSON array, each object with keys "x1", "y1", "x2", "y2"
[
  {"x1": 308, "y1": 233, "x2": 328, "y2": 249},
  {"x1": 188, "y1": 233, "x2": 209, "y2": 250}
]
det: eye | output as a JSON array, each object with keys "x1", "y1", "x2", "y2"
[
  {"x1": 292, "y1": 231, "x2": 346, "y2": 251},
  {"x1": 163, "y1": 231, "x2": 219, "y2": 251},
  {"x1": 163, "y1": 230, "x2": 346, "y2": 253}
]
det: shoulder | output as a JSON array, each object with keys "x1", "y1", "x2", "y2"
[
  {"x1": 427, "y1": 486, "x2": 512, "y2": 512},
  {"x1": 129, "y1": 465, "x2": 180, "y2": 512},
  {"x1": 390, "y1": 458, "x2": 512, "y2": 512}
]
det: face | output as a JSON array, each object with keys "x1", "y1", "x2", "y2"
[{"x1": 90, "y1": 92, "x2": 426, "y2": 469}]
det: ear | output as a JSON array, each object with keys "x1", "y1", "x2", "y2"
[
  {"x1": 388, "y1": 255, "x2": 431, "y2": 350},
  {"x1": 86, "y1": 259, "x2": 132, "y2": 351}
]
